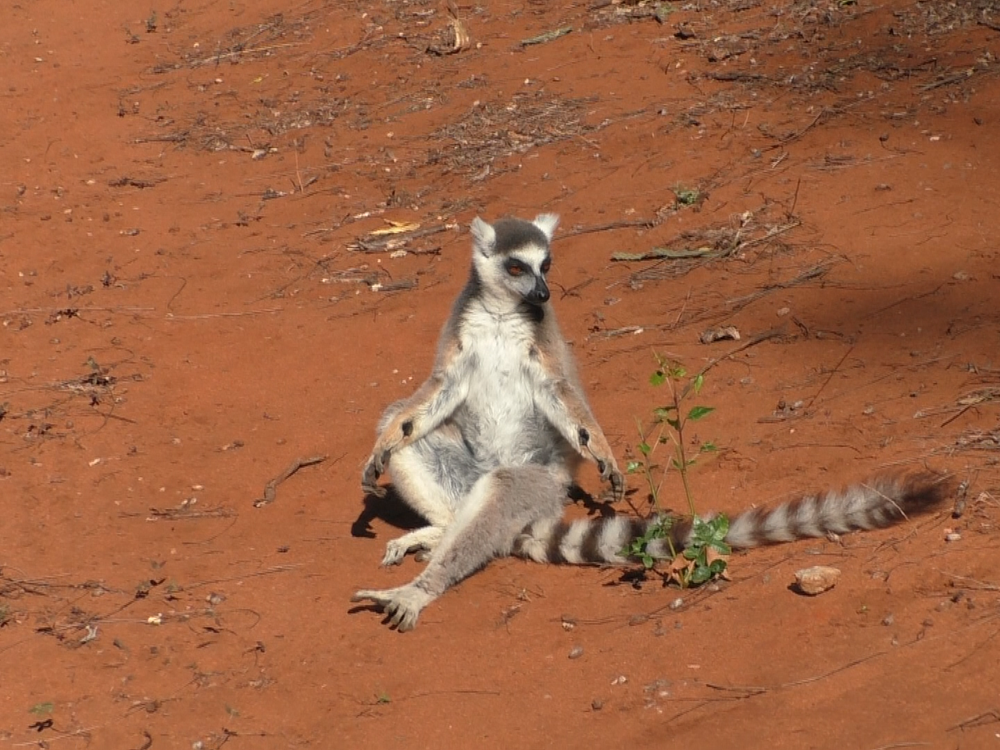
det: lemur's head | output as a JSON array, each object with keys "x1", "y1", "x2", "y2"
[{"x1": 470, "y1": 213, "x2": 558, "y2": 307}]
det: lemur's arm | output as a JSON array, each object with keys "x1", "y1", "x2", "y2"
[
  {"x1": 527, "y1": 346, "x2": 624, "y2": 499},
  {"x1": 363, "y1": 343, "x2": 471, "y2": 490}
]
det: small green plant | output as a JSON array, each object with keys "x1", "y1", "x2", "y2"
[
  {"x1": 672, "y1": 516, "x2": 730, "y2": 585},
  {"x1": 673, "y1": 186, "x2": 701, "y2": 207},
  {"x1": 622, "y1": 515, "x2": 673, "y2": 570},
  {"x1": 625, "y1": 355, "x2": 729, "y2": 587},
  {"x1": 375, "y1": 690, "x2": 391, "y2": 705}
]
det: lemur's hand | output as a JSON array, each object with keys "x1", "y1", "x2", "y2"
[
  {"x1": 597, "y1": 457, "x2": 626, "y2": 502},
  {"x1": 361, "y1": 438, "x2": 395, "y2": 497},
  {"x1": 578, "y1": 426, "x2": 625, "y2": 501}
]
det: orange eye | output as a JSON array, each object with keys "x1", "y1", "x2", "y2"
[
  {"x1": 541, "y1": 262, "x2": 551, "y2": 274},
  {"x1": 507, "y1": 264, "x2": 523, "y2": 276}
]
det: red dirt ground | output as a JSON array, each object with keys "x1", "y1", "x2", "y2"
[{"x1": 2, "y1": 1, "x2": 999, "y2": 747}]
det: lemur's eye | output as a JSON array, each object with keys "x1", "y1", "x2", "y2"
[
  {"x1": 506, "y1": 262, "x2": 524, "y2": 277},
  {"x1": 541, "y1": 260, "x2": 551, "y2": 274}
]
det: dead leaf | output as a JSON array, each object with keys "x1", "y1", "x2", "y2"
[{"x1": 369, "y1": 220, "x2": 421, "y2": 236}]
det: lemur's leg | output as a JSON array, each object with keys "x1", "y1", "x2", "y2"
[
  {"x1": 353, "y1": 464, "x2": 569, "y2": 631},
  {"x1": 375, "y1": 419, "x2": 482, "y2": 566}
]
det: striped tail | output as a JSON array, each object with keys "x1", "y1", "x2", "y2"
[{"x1": 512, "y1": 472, "x2": 953, "y2": 565}]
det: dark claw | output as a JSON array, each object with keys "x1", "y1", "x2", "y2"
[
  {"x1": 596, "y1": 459, "x2": 606, "y2": 474},
  {"x1": 578, "y1": 427, "x2": 591, "y2": 447}
]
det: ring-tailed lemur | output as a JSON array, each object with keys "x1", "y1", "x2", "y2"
[{"x1": 352, "y1": 213, "x2": 951, "y2": 631}]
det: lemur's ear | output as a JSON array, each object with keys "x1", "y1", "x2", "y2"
[
  {"x1": 532, "y1": 213, "x2": 559, "y2": 241},
  {"x1": 470, "y1": 217, "x2": 496, "y2": 256}
]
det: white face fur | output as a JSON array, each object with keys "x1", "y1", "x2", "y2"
[{"x1": 470, "y1": 214, "x2": 559, "y2": 308}]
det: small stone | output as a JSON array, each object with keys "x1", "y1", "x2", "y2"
[
  {"x1": 699, "y1": 325, "x2": 740, "y2": 344},
  {"x1": 945, "y1": 532, "x2": 962, "y2": 542},
  {"x1": 591, "y1": 698, "x2": 604, "y2": 711},
  {"x1": 669, "y1": 597, "x2": 684, "y2": 611},
  {"x1": 881, "y1": 613, "x2": 894, "y2": 626},
  {"x1": 568, "y1": 646, "x2": 584, "y2": 660},
  {"x1": 794, "y1": 565, "x2": 841, "y2": 595}
]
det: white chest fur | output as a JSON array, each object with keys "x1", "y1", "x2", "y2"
[{"x1": 456, "y1": 305, "x2": 548, "y2": 463}]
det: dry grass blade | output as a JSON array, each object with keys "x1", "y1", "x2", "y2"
[
  {"x1": 347, "y1": 224, "x2": 454, "y2": 254},
  {"x1": 427, "y1": 0, "x2": 472, "y2": 55},
  {"x1": 624, "y1": 214, "x2": 801, "y2": 282}
]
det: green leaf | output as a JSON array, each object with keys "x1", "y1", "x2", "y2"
[
  {"x1": 665, "y1": 417, "x2": 680, "y2": 431},
  {"x1": 712, "y1": 540, "x2": 732, "y2": 555},
  {"x1": 692, "y1": 373, "x2": 704, "y2": 393},
  {"x1": 670, "y1": 457, "x2": 682, "y2": 470},
  {"x1": 670, "y1": 365, "x2": 687, "y2": 379},
  {"x1": 699, "y1": 441, "x2": 717, "y2": 453},
  {"x1": 650, "y1": 370, "x2": 666, "y2": 386},
  {"x1": 638, "y1": 441, "x2": 651, "y2": 456},
  {"x1": 712, "y1": 514, "x2": 730, "y2": 540},
  {"x1": 686, "y1": 405, "x2": 715, "y2": 421},
  {"x1": 30, "y1": 702, "x2": 54, "y2": 716},
  {"x1": 625, "y1": 460, "x2": 643, "y2": 474},
  {"x1": 689, "y1": 565, "x2": 711, "y2": 584}
]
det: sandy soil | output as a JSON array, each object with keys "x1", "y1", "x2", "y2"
[{"x1": 2, "y1": 1, "x2": 999, "y2": 747}]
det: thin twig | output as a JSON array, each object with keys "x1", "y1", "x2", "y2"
[
  {"x1": 175, "y1": 565, "x2": 302, "y2": 592},
  {"x1": 762, "y1": 107, "x2": 828, "y2": 151},
  {"x1": 681, "y1": 328, "x2": 785, "y2": 399},
  {"x1": 706, "y1": 649, "x2": 887, "y2": 695},
  {"x1": 947, "y1": 709, "x2": 1000, "y2": 732},
  {"x1": 937, "y1": 570, "x2": 1000, "y2": 591},
  {"x1": 165, "y1": 308, "x2": 282, "y2": 320},
  {"x1": 188, "y1": 42, "x2": 303, "y2": 67},
  {"x1": 862, "y1": 283, "x2": 945, "y2": 320},
  {"x1": 254, "y1": 455, "x2": 329, "y2": 507},
  {"x1": 557, "y1": 219, "x2": 656, "y2": 239},
  {"x1": 13, "y1": 726, "x2": 101, "y2": 747},
  {"x1": 802, "y1": 345, "x2": 855, "y2": 413}
]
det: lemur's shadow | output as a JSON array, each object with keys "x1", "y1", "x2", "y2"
[
  {"x1": 351, "y1": 482, "x2": 621, "y2": 541},
  {"x1": 352, "y1": 486, "x2": 424, "y2": 540}
]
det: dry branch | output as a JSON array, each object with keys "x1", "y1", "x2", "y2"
[{"x1": 254, "y1": 455, "x2": 328, "y2": 508}]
